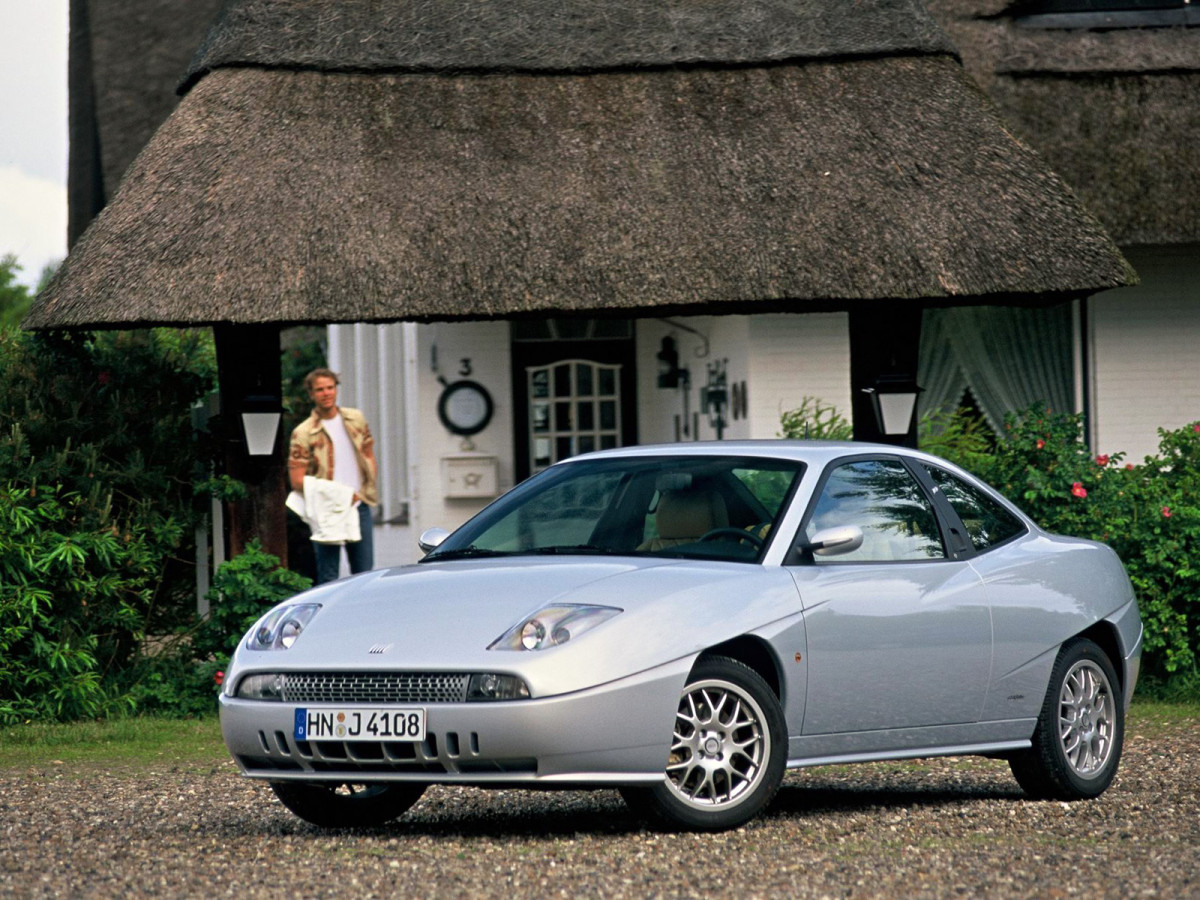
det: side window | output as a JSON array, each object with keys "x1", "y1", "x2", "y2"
[
  {"x1": 924, "y1": 466, "x2": 1026, "y2": 551},
  {"x1": 806, "y1": 459, "x2": 945, "y2": 562}
]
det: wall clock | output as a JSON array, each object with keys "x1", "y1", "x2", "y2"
[{"x1": 437, "y1": 380, "x2": 494, "y2": 436}]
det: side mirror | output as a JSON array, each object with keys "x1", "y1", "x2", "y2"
[
  {"x1": 418, "y1": 526, "x2": 451, "y2": 554},
  {"x1": 803, "y1": 525, "x2": 864, "y2": 558}
]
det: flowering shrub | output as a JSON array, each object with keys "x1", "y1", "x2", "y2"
[{"x1": 931, "y1": 405, "x2": 1200, "y2": 680}]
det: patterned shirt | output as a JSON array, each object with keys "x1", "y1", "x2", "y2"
[{"x1": 288, "y1": 407, "x2": 378, "y2": 507}]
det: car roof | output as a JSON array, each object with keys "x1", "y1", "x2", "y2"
[{"x1": 561, "y1": 440, "x2": 941, "y2": 468}]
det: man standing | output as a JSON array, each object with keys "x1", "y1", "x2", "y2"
[{"x1": 288, "y1": 368, "x2": 378, "y2": 584}]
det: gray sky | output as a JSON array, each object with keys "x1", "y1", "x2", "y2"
[{"x1": 0, "y1": 0, "x2": 68, "y2": 289}]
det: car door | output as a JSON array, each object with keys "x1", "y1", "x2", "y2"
[{"x1": 788, "y1": 456, "x2": 993, "y2": 736}]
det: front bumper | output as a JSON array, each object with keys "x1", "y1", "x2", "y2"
[{"x1": 220, "y1": 656, "x2": 690, "y2": 785}]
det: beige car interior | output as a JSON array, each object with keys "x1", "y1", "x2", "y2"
[{"x1": 638, "y1": 488, "x2": 729, "y2": 551}]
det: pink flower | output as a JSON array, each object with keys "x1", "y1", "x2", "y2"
[
  {"x1": 1126, "y1": 463, "x2": 1135, "y2": 471},
  {"x1": 1162, "y1": 507, "x2": 1172, "y2": 518},
  {"x1": 1036, "y1": 439, "x2": 1046, "y2": 450},
  {"x1": 214, "y1": 671, "x2": 225, "y2": 687},
  {"x1": 1096, "y1": 454, "x2": 1110, "y2": 466},
  {"x1": 1194, "y1": 424, "x2": 1200, "y2": 434},
  {"x1": 1070, "y1": 482, "x2": 1087, "y2": 499}
]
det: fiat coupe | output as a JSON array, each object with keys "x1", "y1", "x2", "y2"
[{"x1": 219, "y1": 442, "x2": 1142, "y2": 831}]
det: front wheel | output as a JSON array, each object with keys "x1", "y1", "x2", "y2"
[
  {"x1": 621, "y1": 656, "x2": 786, "y2": 831},
  {"x1": 270, "y1": 781, "x2": 426, "y2": 828},
  {"x1": 1009, "y1": 637, "x2": 1124, "y2": 800}
]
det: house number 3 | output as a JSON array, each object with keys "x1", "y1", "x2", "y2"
[{"x1": 459, "y1": 358, "x2": 473, "y2": 377}]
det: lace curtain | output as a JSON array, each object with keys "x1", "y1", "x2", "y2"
[{"x1": 918, "y1": 304, "x2": 1074, "y2": 433}]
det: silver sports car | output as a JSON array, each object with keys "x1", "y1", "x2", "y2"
[{"x1": 219, "y1": 442, "x2": 1142, "y2": 831}]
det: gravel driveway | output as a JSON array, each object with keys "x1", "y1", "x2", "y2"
[{"x1": 2, "y1": 714, "x2": 1196, "y2": 898}]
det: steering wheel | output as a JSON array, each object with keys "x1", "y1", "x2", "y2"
[{"x1": 697, "y1": 527, "x2": 766, "y2": 549}]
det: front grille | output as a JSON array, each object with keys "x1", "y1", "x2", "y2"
[{"x1": 280, "y1": 672, "x2": 471, "y2": 704}]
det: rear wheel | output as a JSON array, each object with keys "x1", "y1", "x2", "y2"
[
  {"x1": 621, "y1": 656, "x2": 786, "y2": 831},
  {"x1": 270, "y1": 781, "x2": 426, "y2": 828},
  {"x1": 1009, "y1": 638, "x2": 1123, "y2": 800}
]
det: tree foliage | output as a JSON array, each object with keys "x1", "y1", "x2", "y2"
[
  {"x1": 0, "y1": 255, "x2": 34, "y2": 331},
  {"x1": 0, "y1": 324, "x2": 218, "y2": 721}
]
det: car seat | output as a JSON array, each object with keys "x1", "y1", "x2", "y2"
[{"x1": 638, "y1": 488, "x2": 730, "y2": 551}]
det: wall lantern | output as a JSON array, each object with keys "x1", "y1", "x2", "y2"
[
  {"x1": 239, "y1": 395, "x2": 283, "y2": 456},
  {"x1": 862, "y1": 374, "x2": 923, "y2": 436},
  {"x1": 657, "y1": 336, "x2": 686, "y2": 389}
]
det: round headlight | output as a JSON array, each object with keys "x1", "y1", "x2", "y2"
[
  {"x1": 490, "y1": 605, "x2": 622, "y2": 652},
  {"x1": 520, "y1": 620, "x2": 546, "y2": 650},
  {"x1": 279, "y1": 619, "x2": 303, "y2": 649}
]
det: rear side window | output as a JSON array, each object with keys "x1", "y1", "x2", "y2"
[{"x1": 925, "y1": 466, "x2": 1026, "y2": 551}]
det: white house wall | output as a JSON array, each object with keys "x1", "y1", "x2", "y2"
[
  {"x1": 747, "y1": 313, "x2": 852, "y2": 439},
  {"x1": 635, "y1": 313, "x2": 852, "y2": 443},
  {"x1": 413, "y1": 321, "x2": 515, "y2": 538},
  {"x1": 636, "y1": 317, "x2": 750, "y2": 443},
  {"x1": 1089, "y1": 245, "x2": 1200, "y2": 463}
]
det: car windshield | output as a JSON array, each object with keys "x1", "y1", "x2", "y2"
[{"x1": 424, "y1": 455, "x2": 805, "y2": 564}]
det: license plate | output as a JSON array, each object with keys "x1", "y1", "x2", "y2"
[{"x1": 295, "y1": 707, "x2": 426, "y2": 742}]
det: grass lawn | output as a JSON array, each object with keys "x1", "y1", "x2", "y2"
[
  {"x1": 0, "y1": 715, "x2": 226, "y2": 770},
  {"x1": 0, "y1": 700, "x2": 1195, "y2": 772}
]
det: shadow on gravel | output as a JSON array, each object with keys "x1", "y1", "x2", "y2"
[
  {"x1": 206, "y1": 776, "x2": 1029, "y2": 839},
  {"x1": 205, "y1": 789, "x2": 646, "y2": 839},
  {"x1": 767, "y1": 781, "x2": 1026, "y2": 819}
]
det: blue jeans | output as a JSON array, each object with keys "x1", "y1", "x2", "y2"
[{"x1": 313, "y1": 503, "x2": 374, "y2": 584}]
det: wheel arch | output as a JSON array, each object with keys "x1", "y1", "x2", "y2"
[
  {"x1": 1075, "y1": 621, "x2": 1125, "y2": 692},
  {"x1": 695, "y1": 636, "x2": 782, "y2": 700}
]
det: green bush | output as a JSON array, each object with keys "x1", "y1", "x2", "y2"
[
  {"x1": 124, "y1": 541, "x2": 312, "y2": 716},
  {"x1": 917, "y1": 406, "x2": 996, "y2": 474},
  {"x1": 0, "y1": 325, "x2": 217, "y2": 721},
  {"x1": 779, "y1": 396, "x2": 854, "y2": 440},
  {"x1": 0, "y1": 483, "x2": 158, "y2": 723},
  {"x1": 193, "y1": 539, "x2": 312, "y2": 666}
]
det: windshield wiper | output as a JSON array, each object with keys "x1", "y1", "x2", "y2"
[
  {"x1": 423, "y1": 546, "x2": 511, "y2": 561},
  {"x1": 524, "y1": 545, "x2": 629, "y2": 556}
]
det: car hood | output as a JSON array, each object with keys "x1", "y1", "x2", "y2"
[{"x1": 227, "y1": 556, "x2": 803, "y2": 697}]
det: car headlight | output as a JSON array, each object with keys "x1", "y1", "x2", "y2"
[
  {"x1": 489, "y1": 604, "x2": 621, "y2": 651},
  {"x1": 236, "y1": 673, "x2": 285, "y2": 700},
  {"x1": 245, "y1": 603, "x2": 322, "y2": 651},
  {"x1": 467, "y1": 673, "x2": 531, "y2": 700}
]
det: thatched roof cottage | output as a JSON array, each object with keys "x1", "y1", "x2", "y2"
[{"x1": 34, "y1": 0, "x2": 1192, "y2": 563}]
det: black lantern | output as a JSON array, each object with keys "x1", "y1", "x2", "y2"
[
  {"x1": 657, "y1": 336, "x2": 684, "y2": 389},
  {"x1": 862, "y1": 374, "x2": 923, "y2": 437}
]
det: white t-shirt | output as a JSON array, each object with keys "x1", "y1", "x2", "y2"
[{"x1": 323, "y1": 412, "x2": 362, "y2": 498}]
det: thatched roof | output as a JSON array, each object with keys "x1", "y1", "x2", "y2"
[
  {"x1": 29, "y1": 0, "x2": 1134, "y2": 330},
  {"x1": 180, "y1": 0, "x2": 958, "y2": 87},
  {"x1": 68, "y1": 0, "x2": 226, "y2": 242},
  {"x1": 927, "y1": 0, "x2": 1200, "y2": 246}
]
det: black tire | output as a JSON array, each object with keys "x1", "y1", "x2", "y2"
[
  {"x1": 1009, "y1": 637, "x2": 1124, "y2": 801},
  {"x1": 270, "y1": 781, "x2": 426, "y2": 828},
  {"x1": 620, "y1": 656, "x2": 786, "y2": 831}
]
